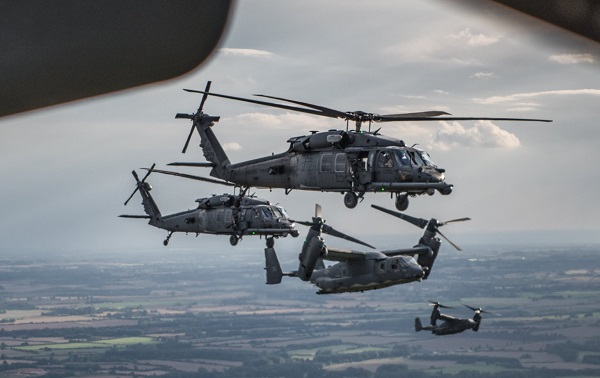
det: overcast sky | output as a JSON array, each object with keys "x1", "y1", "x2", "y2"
[{"x1": 1, "y1": 0, "x2": 599, "y2": 255}]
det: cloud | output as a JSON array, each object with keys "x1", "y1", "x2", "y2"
[
  {"x1": 470, "y1": 72, "x2": 497, "y2": 79},
  {"x1": 450, "y1": 28, "x2": 499, "y2": 47},
  {"x1": 548, "y1": 53, "x2": 594, "y2": 64},
  {"x1": 429, "y1": 121, "x2": 520, "y2": 151},
  {"x1": 474, "y1": 89, "x2": 600, "y2": 105},
  {"x1": 219, "y1": 48, "x2": 273, "y2": 58},
  {"x1": 223, "y1": 142, "x2": 242, "y2": 151}
]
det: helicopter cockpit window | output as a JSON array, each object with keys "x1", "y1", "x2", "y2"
[
  {"x1": 261, "y1": 207, "x2": 274, "y2": 219},
  {"x1": 418, "y1": 151, "x2": 435, "y2": 166},
  {"x1": 394, "y1": 150, "x2": 411, "y2": 166},
  {"x1": 409, "y1": 151, "x2": 425, "y2": 166},
  {"x1": 271, "y1": 206, "x2": 286, "y2": 219},
  {"x1": 377, "y1": 151, "x2": 394, "y2": 168}
]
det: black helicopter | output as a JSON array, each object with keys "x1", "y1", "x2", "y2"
[
  {"x1": 172, "y1": 81, "x2": 550, "y2": 211},
  {"x1": 415, "y1": 301, "x2": 492, "y2": 335},
  {"x1": 120, "y1": 165, "x2": 298, "y2": 247},
  {"x1": 264, "y1": 204, "x2": 469, "y2": 294}
]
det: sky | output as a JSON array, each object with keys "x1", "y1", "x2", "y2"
[{"x1": 1, "y1": 0, "x2": 599, "y2": 255}]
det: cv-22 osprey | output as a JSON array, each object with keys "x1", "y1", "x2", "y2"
[{"x1": 264, "y1": 204, "x2": 470, "y2": 294}]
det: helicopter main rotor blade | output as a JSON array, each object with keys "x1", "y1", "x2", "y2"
[
  {"x1": 370, "y1": 204, "x2": 428, "y2": 229},
  {"x1": 183, "y1": 89, "x2": 334, "y2": 118},
  {"x1": 146, "y1": 168, "x2": 235, "y2": 187},
  {"x1": 183, "y1": 88, "x2": 552, "y2": 124},
  {"x1": 254, "y1": 94, "x2": 350, "y2": 119},
  {"x1": 321, "y1": 224, "x2": 375, "y2": 249},
  {"x1": 198, "y1": 81, "x2": 211, "y2": 113},
  {"x1": 168, "y1": 162, "x2": 215, "y2": 168},
  {"x1": 376, "y1": 115, "x2": 552, "y2": 123}
]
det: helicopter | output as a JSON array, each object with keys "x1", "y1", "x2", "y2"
[
  {"x1": 172, "y1": 81, "x2": 551, "y2": 211},
  {"x1": 264, "y1": 204, "x2": 470, "y2": 294},
  {"x1": 415, "y1": 301, "x2": 492, "y2": 335},
  {"x1": 120, "y1": 164, "x2": 299, "y2": 248}
]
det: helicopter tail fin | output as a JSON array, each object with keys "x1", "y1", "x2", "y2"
[
  {"x1": 122, "y1": 169, "x2": 162, "y2": 225},
  {"x1": 415, "y1": 317, "x2": 423, "y2": 332},
  {"x1": 265, "y1": 247, "x2": 284, "y2": 284},
  {"x1": 193, "y1": 115, "x2": 231, "y2": 180}
]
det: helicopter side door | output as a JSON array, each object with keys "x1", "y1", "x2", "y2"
[{"x1": 317, "y1": 152, "x2": 348, "y2": 189}]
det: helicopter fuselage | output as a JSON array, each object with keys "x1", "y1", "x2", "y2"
[
  {"x1": 211, "y1": 129, "x2": 453, "y2": 206},
  {"x1": 152, "y1": 196, "x2": 296, "y2": 237},
  {"x1": 309, "y1": 252, "x2": 425, "y2": 294}
]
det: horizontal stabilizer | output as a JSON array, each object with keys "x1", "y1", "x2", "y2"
[{"x1": 168, "y1": 162, "x2": 216, "y2": 168}]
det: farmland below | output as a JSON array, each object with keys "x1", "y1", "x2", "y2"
[{"x1": 0, "y1": 243, "x2": 599, "y2": 377}]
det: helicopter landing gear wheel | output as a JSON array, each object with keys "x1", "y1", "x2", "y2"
[
  {"x1": 266, "y1": 237, "x2": 275, "y2": 248},
  {"x1": 395, "y1": 194, "x2": 409, "y2": 211},
  {"x1": 344, "y1": 192, "x2": 358, "y2": 209},
  {"x1": 229, "y1": 235, "x2": 239, "y2": 246},
  {"x1": 163, "y1": 232, "x2": 173, "y2": 246}
]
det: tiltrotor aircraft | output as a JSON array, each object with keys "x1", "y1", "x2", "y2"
[
  {"x1": 173, "y1": 81, "x2": 550, "y2": 211},
  {"x1": 264, "y1": 204, "x2": 470, "y2": 294},
  {"x1": 120, "y1": 165, "x2": 298, "y2": 247},
  {"x1": 415, "y1": 301, "x2": 492, "y2": 335}
]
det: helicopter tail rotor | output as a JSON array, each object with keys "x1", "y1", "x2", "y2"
[
  {"x1": 124, "y1": 163, "x2": 156, "y2": 206},
  {"x1": 179, "y1": 81, "x2": 212, "y2": 154}
]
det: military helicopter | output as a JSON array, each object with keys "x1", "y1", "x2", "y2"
[
  {"x1": 120, "y1": 164, "x2": 299, "y2": 247},
  {"x1": 264, "y1": 204, "x2": 470, "y2": 294},
  {"x1": 415, "y1": 301, "x2": 493, "y2": 335},
  {"x1": 172, "y1": 81, "x2": 551, "y2": 211}
]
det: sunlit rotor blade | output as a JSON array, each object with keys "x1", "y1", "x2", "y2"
[
  {"x1": 321, "y1": 224, "x2": 375, "y2": 249},
  {"x1": 441, "y1": 217, "x2": 472, "y2": 226},
  {"x1": 436, "y1": 228, "x2": 462, "y2": 251},
  {"x1": 378, "y1": 111, "x2": 451, "y2": 119},
  {"x1": 315, "y1": 204, "x2": 322, "y2": 219},
  {"x1": 428, "y1": 301, "x2": 453, "y2": 309},
  {"x1": 371, "y1": 204, "x2": 428, "y2": 229},
  {"x1": 147, "y1": 169, "x2": 234, "y2": 187},
  {"x1": 182, "y1": 124, "x2": 195, "y2": 154},
  {"x1": 183, "y1": 89, "x2": 332, "y2": 118}
]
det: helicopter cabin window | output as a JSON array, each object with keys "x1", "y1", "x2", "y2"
[
  {"x1": 391, "y1": 259, "x2": 399, "y2": 270},
  {"x1": 320, "y1": 153, "x2": 333, "y2": 172},
  {"x1": 377, "y1": 151, "x2": 394, "y2": 168},
  {"x1": 334, "y1": 153, "x2": 346, "y2": 172},
  {"x1": 225, "y1": 209, "x2": 232, "y2": 222},
  {"x1": 216, "y1": 209, "x2": 225, "y2": 222}
]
